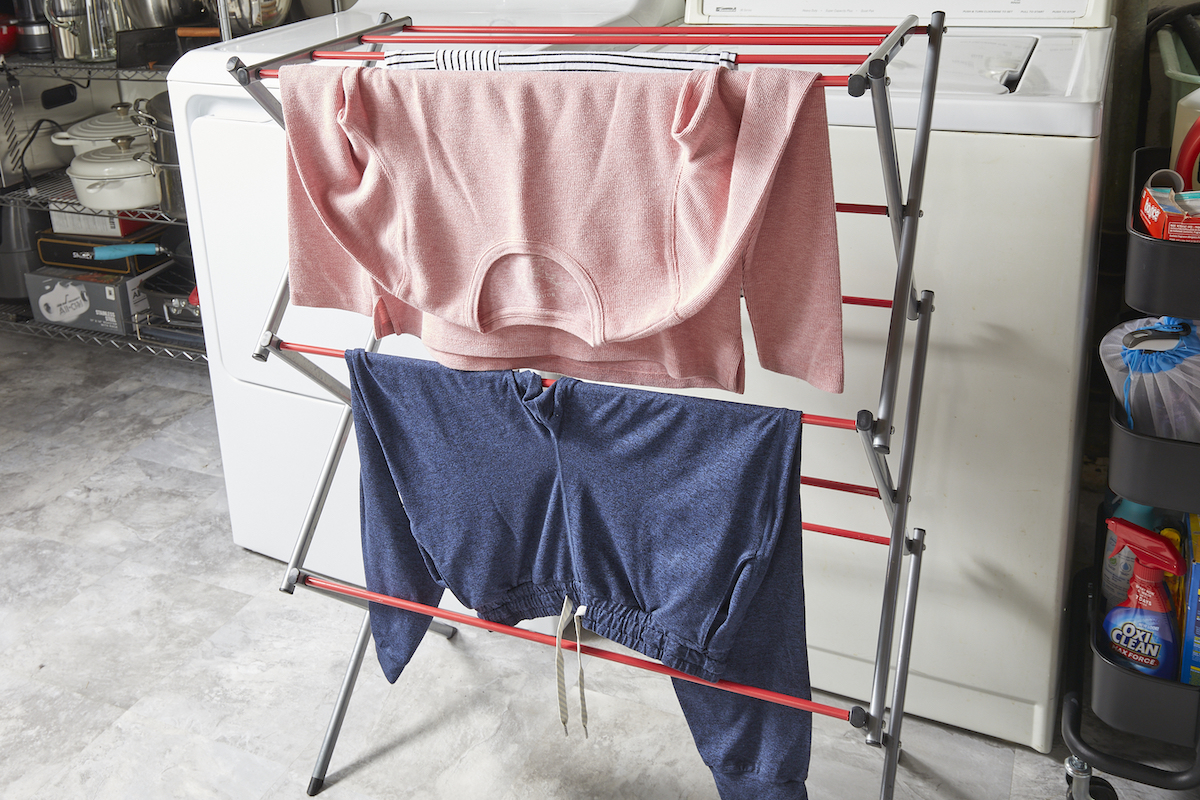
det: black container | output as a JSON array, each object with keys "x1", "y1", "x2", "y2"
[
  {"x1": 1108, "y1": 403, "x2": 1200, "y2": 514},
  {"x1": 1089, "y1": 588, "x2": 1200, "y2": 747},
  {"x1": 1127, "y1": 148, "x2": 1200, "y2": 319}
]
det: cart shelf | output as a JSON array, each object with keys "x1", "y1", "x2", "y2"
[{"x1": 1126, "y1": 148, "x2": 1200, "y2": 319}]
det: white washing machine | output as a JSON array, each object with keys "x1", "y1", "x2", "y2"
[
  {"x1": 682, "y1": 0, "x2": 1114, "y2": 756},
  {"x1": 169, "y1": 0, "x2": 1112, "y2": 754}
]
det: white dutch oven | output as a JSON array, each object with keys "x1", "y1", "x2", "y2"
[
  {"x1": 67, "y1": 135, "x2": 161, "y2": 211},
  {"x1": 51, "y1": 102, "x2": 149, "y2": 157}
]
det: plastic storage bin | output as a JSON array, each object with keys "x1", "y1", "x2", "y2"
[
  {"x1": 1126, "y1": 148, "x2": 1200, "y2": 319},
  {"x1": 1109, "y1": 402, "x2": 1200, "y2": 513},
  {"x1": 1088, "y1": 570, "x2": 1200, "y2": 748}
]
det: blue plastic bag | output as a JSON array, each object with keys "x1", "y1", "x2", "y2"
[{"x1": 1100, "y1": 316, "x2": 1200, "y2": 444}]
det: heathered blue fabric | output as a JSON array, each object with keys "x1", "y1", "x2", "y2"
[{"x1": 346, "y1": 350, "x2": 811, "y2": 798}]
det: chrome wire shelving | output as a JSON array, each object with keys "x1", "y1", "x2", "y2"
[
  {"x1": 0, "y1": 171, "x2": 184, "y2": 224},
  {"x1": 0, "y1": 55, "x2": 199, "y2": 360},
  {"x1": 0, "y1": 303, "x2": 207, "y2": 362},
  {"x1": 0, "y1": 54, "x2": 171, "y2": 83}
]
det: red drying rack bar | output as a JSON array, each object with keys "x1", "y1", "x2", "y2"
[
  {"x1": 803, "y1": 522, "x2": 890, "y2": 546},
  {"x1": 250, "y1": 22, "x2": 914, "y2": 83},
  {"x1": 301, "y1": 573, "x2": 865, "y2": 724},
  {"x1": 304, "y1": 49, "x2": 864, "y2": 66},
  {"x1": 401, "y1": 25, "x2": 917, "y2": 35},
  {"x1": 258, "y1": 60, "x2": 853, "y2": 86},
  {"x1": 363, "y1": 34, "x2": 885, "y2": 47},
  {"x1": 801, "y1": 475, "x2": 881, "y2": 498},
  {"x1": 274, "y1": 340, "x2": 869, "y2": 431}
]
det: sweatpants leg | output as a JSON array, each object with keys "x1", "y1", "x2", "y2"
[{"x1": 672, "y1": 508, "x2": 810, "y2": 800}]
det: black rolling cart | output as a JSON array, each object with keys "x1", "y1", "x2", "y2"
[{"x1": 1060, "y1": 146, "x2": 1200, "y2": 799}]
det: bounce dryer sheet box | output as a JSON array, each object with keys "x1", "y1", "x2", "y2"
[
  {"x1": 1140, "y1": 186, "x2": 1200, "y2": 242},
  {"x1": 1181, "y1": 514, "x2": 1200, "y2": 685},
  {"x1": 24, "y1": 262, "x2": 169, "y2": 335},
  {"x1": 48, "y1": 211, "x2": 151, "y2": 238}
]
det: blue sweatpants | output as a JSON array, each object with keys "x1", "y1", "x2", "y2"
[{"x1": 346, "y1": 351, "x2": 811, "y2": 799}]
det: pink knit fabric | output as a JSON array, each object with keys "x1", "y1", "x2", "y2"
[{"x1": 281, "y1": 64, "x2": 842, "y2": 393}]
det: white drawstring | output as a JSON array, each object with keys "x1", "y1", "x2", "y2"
[{"x1": 555, "y1": 595, "x2": 588, "y2": 738}]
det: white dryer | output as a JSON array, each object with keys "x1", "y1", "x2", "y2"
[{"x1": 169, "y1": 0, "x2": 1112, "y2": 755}]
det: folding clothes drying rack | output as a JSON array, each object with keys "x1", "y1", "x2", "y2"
[{"x1": 228, "y1": 13, "x2": 945, "y2": 800}]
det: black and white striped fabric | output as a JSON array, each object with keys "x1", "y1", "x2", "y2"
[{"x1": 383, "y1": 49, "x2": 737, "y2": 72}]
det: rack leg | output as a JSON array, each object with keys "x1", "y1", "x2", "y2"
[
  {"x1": 279, "y1": 331, "x2": 381, "y2": 595},
  {"x1": 867, "y1": 291, "x2": 934, "y2": 745},
  {"x1": 429, "y1": 620, "x2": 457, "y2": 639},
  {"x1": 309, "y1": 610, "x2": 372, "y2": 796},
  {"x1": 282, "y1": 404, "x2": 356, "y2": 594},
  {"x1": 879, "y1": 528, "x2": 926, "y2": 800},
  {"x1": 253, "y1": 270, "x2": 291, "y2": 362}
]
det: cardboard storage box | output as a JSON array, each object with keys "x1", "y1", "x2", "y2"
[
  {"x1": 49, "y1": 210, "x2": 152, "y2": 238},
  {"x1": 1181, "y1": 514, "x2": 1200, "y2": 685},
  {"x1": 1140, "y1": 186, "x2": 1200, "y2": 243},
  {"x1": 24, "y1": 262, "x2": 169, "y2": 335},
  {"x1": 36, "y1": 224, "x2": 169, "y2": 275}
]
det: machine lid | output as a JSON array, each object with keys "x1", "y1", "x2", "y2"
[
  {"x1": 855, "y1": 26, "x2": 1114, "y2": 136},
  {"x1": 684, "y1": 0, "x2": 1112, "y2": 27},
  {"x1": 303, "y1": 0, "x2": 686, "y2": 26}
]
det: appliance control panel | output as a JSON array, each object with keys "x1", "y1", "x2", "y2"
[{"x1": 683, "y1": 0, "x2": 1111, "y2": 27}]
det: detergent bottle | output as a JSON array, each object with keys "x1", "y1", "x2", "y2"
[
  {"x1": 1160, "y1": 526, "x2": 1186, "y2": 633},
  {"x1": 1101, "y1": 499, "x2": 1160, "y2": 610},
  {"x1": 1102, "y1": 517, "x2": 1187, "y2": 679}
]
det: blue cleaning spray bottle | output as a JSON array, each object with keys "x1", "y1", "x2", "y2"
[{"x1": 1102, "y1": 517, "x2": 1187, "y2": 678}]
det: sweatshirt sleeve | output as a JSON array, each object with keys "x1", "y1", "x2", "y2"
[
  {"x1": 740, "y1": 71, "x2": 844, "y2": 394},
  {"x1": 280, "y1": 65, "x2": 411, "y2": 326}
]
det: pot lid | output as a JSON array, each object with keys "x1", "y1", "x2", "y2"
[
  {"x1": 67, "y1": 137, "x2": 154, "y2": 180},
  {"x1": 64, "y1": 103, "x2": 147, "y2": 143},
  {"x1": 144, "y1": 91, "x2": 173, "y2": 129}
]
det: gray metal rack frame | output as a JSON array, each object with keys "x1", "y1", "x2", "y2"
[{"x1": 230, "y1": 13, "x2": 944, "y2": 800}]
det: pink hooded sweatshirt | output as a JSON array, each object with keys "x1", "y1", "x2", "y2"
[{"x1": 281, "y1": 64, "x2": 842, "y2": 393}]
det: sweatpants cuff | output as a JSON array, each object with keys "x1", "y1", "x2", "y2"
[{"x1": 712, "y1": 772, "x2": 808, "y2": 800}]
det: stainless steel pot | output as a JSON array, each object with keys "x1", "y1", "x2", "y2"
[
  {"x1": 200, "y1": 0, "x2": 289, "y2": 35},
  {"x1": 132, "y1": 91, "x2": 185, "y2": 219},
  {"x1": 43, "y1": 0, "x2": 123, "y2": 63},
  {"x1": 45, "y1": 0, "x2": 79, "y2": 59},
  {"x1": 121, "y1": 0, "x2": 201, "y2": 29}
]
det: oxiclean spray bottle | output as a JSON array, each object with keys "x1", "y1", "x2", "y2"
[{"x1": 1102, "y1": 517, "x2": 1187, "y2": 679}]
